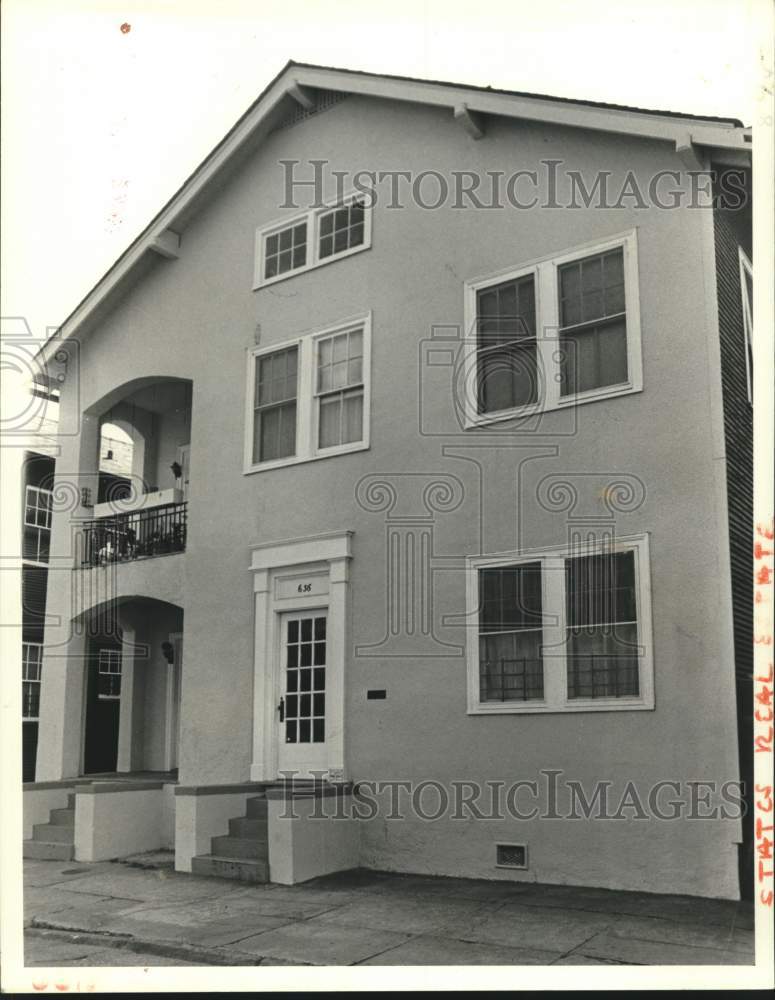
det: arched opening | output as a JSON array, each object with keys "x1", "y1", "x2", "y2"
[
  {"x1": 78, "y1": 596, "x2": 184, "y2": 776},
  {"x1": 81, "y1": 378, "x2": 193, "y2": 568}
]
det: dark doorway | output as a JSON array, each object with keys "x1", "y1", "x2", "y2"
[{"x1": 83, "y1": 638, "x2": 122, "y2": 774}]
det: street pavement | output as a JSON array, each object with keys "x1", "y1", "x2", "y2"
[{"x1": 22, "y1": 856, "x2": 755, "y2": 967}]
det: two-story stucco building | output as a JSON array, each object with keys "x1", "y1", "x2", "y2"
[{"x1": 24, "y1": 62, "x2": 753, "y2": 900}]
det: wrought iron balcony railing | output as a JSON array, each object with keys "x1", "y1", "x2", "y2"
[{"x1": 80, "y1": 501, "x2": 187, "y2": 567}]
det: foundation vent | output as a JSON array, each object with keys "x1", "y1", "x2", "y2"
[{"x1": 495, "y1": 843, "x2": 528, "y2": 869}]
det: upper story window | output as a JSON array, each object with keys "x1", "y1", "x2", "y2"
[
  {"x1": 464, "y1": 230, "x2": 642, "y2": 426},
  {"x1": 738, "y1": 247, "x2": 753, "y2": 405},
  {"x1": 23, "y1": 486, "x2": 53, "y2": 563},
  {"x1": 253, "y1": 346, "x2": 298, "y2": 463},
  {"x1": 254, "y1": 194, "x2": 372, "y2": 289},
  {"x1": 245, "y1": 314, "x2": 371, "y2": 473},
  {"x1": 467, "y1": 534, "x2": 654, "y2": 714},
  {"x1": 22, "y1": 642, "x2": 43, "y2": 720}
]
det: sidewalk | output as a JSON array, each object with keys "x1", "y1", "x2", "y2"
[{"x1": 24, "y1": 857, "x2": 754, "y2": 967}]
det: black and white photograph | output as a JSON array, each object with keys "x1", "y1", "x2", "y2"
[{"x1": 1, "y1": 0, "x2": 773, "y2": 991}]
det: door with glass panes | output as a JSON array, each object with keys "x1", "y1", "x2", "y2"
[{"x1": 277, "y1": 611, "x2": 328, "y2": 774}]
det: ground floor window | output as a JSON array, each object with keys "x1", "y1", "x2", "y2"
[
  {"x1": 467, "y1": 534, "x2": 653, "y2": 713},
  {"x1": 22, "y1": 642, "x2": 43, "y2": 719},
  {"x1": 97, "y1": 648, "x2": 122, "y2": 700}
]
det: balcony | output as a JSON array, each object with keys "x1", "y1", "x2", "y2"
[{"x1": 80, "y1": 498, "x2": 187, "y2": 567}]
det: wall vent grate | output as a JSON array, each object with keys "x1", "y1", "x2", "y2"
[{"x1": 496, "y1": 843, "x2": 528, "y2": 869}]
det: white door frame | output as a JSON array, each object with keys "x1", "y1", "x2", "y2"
[
  {"x1": 276, "y1": 608, "x2": 329, "y2": 775},
  {"x1": 164, "y1": 632, "x2": 183, "y2": 771},
  {"x1": 250, "y1": 531, "x2": 352, "y2": 782}
]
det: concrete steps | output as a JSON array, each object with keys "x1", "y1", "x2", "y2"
[
  {"x1": 191, "y1": 795, "x2": 269, "y2": 884},
  {"x1": 22, "y1": 840, "x2": 75, "y2": 861},
  {"x1": 23, "y1": 796, "x2": 76, "y2": 861}
]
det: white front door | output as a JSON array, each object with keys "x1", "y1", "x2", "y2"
[{"x1": 277, "y1": 610, "x2": 328, "y2": 776}]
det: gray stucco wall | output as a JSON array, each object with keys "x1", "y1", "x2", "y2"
[{"x1": 38, "y1": 93, "x2": 741, "y2": 896}]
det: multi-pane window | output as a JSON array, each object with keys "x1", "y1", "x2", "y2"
[
  {"x1": 739, "y1": 248, "x2": 754, "y2": 405},
  {"x1": 318, "y1": 200, "x2": 366, "y2": 260},
  {"x1": 246, "y1": 316, "x2": 371, "y2": 471},
  {"x1": 565, "y1": 550, "x2": 639, "y2": 699},
  {"x1": 465, "y1": 232, "x2": 641, "y2": 425},
  {"x1": 97, "y1": 648, "x2": 122, "y2": 700},
  {"x1": 478, "y1": 562, "x2": 543, "y2": 701},
  {"x1": 23, "y1": 486, "x2": 53, "y2": 563},
  {"x1": 22, "y1": 643, "x2": 43, "y2": 719},
  {"x1": 316, "y1": 328, "x2": 364, "y2": 449},
  {"x1": 476, "y1": 274, "x2": 537, "y2": 413},
  {"x1": 253, "y1": 346, "x2": 298, "y2": 463},
  {"x1": 264, "y1": 223, "x2": 307, "y2": 280},
  {"x1": 558, "y1": 248, "x2": 628, "y2": 396},
  {"x1": 255, "y1": 196, "x2": 372, "y2": 288},
  {"x1": 468, "y1": 536, "x2": 652, "y2": 713},
  {"x1": 284, "y1": 615, "x2": 326, "y2": 744},
  {"x1": 24, "y1": 486, "x2": 53, "y2": 529}
]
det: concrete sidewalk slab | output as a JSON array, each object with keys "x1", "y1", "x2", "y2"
[
  {"x1": 230, "y1": 919, "x2": 413, "y2": 965},
  {"x1": 23, "y1": 859, "x2": 756, "y2": 968}
]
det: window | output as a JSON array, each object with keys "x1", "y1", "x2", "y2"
[
  {"x1": 254, "y1": 194, "x2": 372, "y2": 288},
  {"x1": 24, "y1": 486, "x2": 52, "y2": 529},
  {"x1": 316, "y1": 328, "x2": 364, "y2": 449},
  {"x1": 98, "y1": 648, "x2": 122, "y2": 700},
  {"x1": 318, "y1": 201, "x2": 365, "y2": 260},
  {"x1": 264, "y1": 222, "x2": 307, "y2": 279},
  {"x1": 464, "y1": 231, "x2": 642, "y2": 425},
  {"x1": 467, "y1": 534, "x2": 653, "y2": 713},
  {"x1": 476, "y1": 273, "x2": 538, "y2": 413},
  {"x1": 479, "y1": 562, "x2": 544, "y2": 701},
  {"x1": 565, "y1": 550, "x2": 639, "y2": 699},
  {"x1": 22, "y1": 643, "x2": 43, "y2": 720},
  {"x1": 739, "y1": 248, "x2": 753, "y2": 405},
  {"x1": 558, "y1": 248, "x2": 628, "y2": 395},
  {"x1": 23, "y1": 486, "x2": 52, "y2": 563},
  {"x1": 253, "y1": 346, "x2": 298, "y2": 463},
  {"x1": 245, "y1": 315, "x2": 371, "y2": 473}
]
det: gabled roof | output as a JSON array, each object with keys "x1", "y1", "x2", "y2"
[{"x1": 40, "y1": 60, "x2": 752, "y2": 364}]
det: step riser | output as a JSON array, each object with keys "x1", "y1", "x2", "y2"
[
  {"x1": 66, "y1": 794, "x2": 75, "y2": 809},
  {"x1": 23, "y1": 841, "x2": 75, "y2": 861},
  {"x1": 228, "y1": 817, "x2": 267, "y2": 838},
  {"x1": 191, "y1": 857, "x2": 268, "y2": 883},
  {"x1": 32, "y1": 824, "x2": 74, "y2": 844},
  {"x1": 49, "y1": 809, "x2": 75, "y2": 826},
  {"x1": 210, "y1": 835, "x2": 267, "y2": 860},
  {"x1": 245, "y1": 799, "x2": 268, "y2": 819}
]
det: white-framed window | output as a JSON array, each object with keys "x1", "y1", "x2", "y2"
[
  {"x1": 23, "y1": 485, "x2": 53, "y2": 563},
  {"x1": 738, "y1": 247, "x2": 753, "y2": 405},
  {"x1": 463, "y1": 230, "x2": 642, "y2": 426},
  {"x1": 24, "y1": 486, "x2": 52, "y2": 529},
  {"x1": 254, "y1": 193, "x2": 372, "y2": 289},
  {"x1": 22, "y1": 642, "x2": 43, "y2": 720},
  {"x1": 245, "y1": 314, "x2": 371, "y2": 473},
  {"x1": 466, "y1": 534, "x2": 654, "y2": 714},
  {"x1": 97, "y1": 648, "x2": 122, "y2": 700}
]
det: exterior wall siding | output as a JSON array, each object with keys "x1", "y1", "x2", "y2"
[{"x1": 713, "y1": 190, "x2": 754, "y2": 896}]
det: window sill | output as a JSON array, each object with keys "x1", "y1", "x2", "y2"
[
  {"x1": 243, "y1": 441, "x2": 369, "y2": 475},
  {"x1": 252, "y1": 242, "x2": 371, "y2": 291},
  {"x1": 463, "y1": 381, "x2": 642, "y2": 430},
  {"x1": 468, "y1": 697, "x2": 654, "y2": 715}
]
